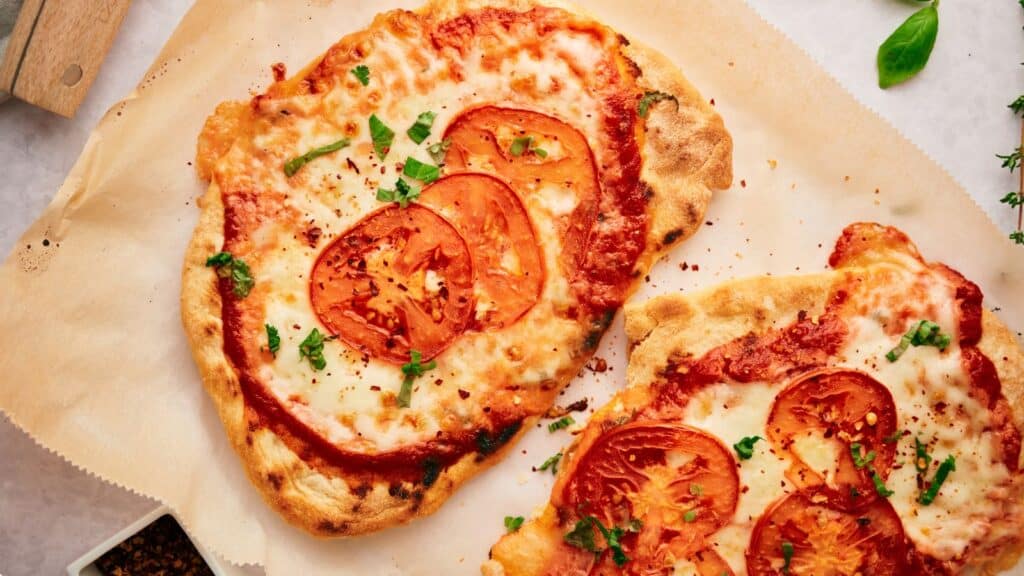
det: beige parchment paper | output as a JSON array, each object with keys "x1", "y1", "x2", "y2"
[{"x1": 2, "y1": 0, "x2": 1023, "y2": 574}]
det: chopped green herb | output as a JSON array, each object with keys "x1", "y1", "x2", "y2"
[
  {"x1": 299, "y1": 328, "x2": 328, "y2": 371},
  {"x1": 548, "y1": 416, "x2": 575, "y2": 432},
  {"x1": 882, "y1": 430, "x2": 904, "y2": 444},
  {"x1": 638, "y1": 91, "x2": 679, "y2": 118},
  {"x1": 850, "y1": 442, "x2": 877, "y2": 469},
  {"x1": 919, "y1": 455, "x2": 956, "y2": 505},
  {"x1": 284, "y1": 138, "x2": 351, "y2": 177},
  {"x1": 689, "y1": 483, "x2": 704, "y2": 497},
  {"x1": 206, "y1": 252, "x2": 254, "y2": 298},
  {"x1": 564, "y1": 517, "x2": 598, "y2": 552},
  {"x1": 205, "y1": 252, "x2": 232, "y2": 267},
  {"x1": 369, "y1": 114, "x2": 395, "y2": 160},
  {"x1": 397, "y1": 349, "x2": 436, "y2": 408},
  {"x1": 1010, "y1": 95, "x2": 1024, "y2": 116},
  {"x1": 538, "y1": 452, "x2": 562, "y2": 474},
  {"x1": 914, "y1": 436, "x2": 933, "y2": 474},
  {"x1": 377, "y1": 178, "x2": 421, "y2": 208},
  {"x1": 871, "y1": 469, "x2": 895, "y2": 498},
  {"x1": 683, "y1": 509, "x2": 698, "y2": 523},
  {"x1": 351, "y1": 65, "x2": 370, "y2": 86},
  {"x1": 402, "y1": 157, "x2": 441, "y2": 184},
  {"x1": 406, "y1": 111, "x2": 436, "y2": 144},
  {"x1": 592, "y1": 519, "x2": 629, "y2": 567},
  {"x1": 998, "y1": 148, "x2": 1023, "y2": 172},
  {"x1": 886, "y1": 319, "x2": 951, "y2": 362},
  {"x1": 533, "y1": 147, "x2": 548, "y2": 158},
  {"x1": 427, "y1": 137, "x2": 452, "y2": 165},
  {"x1": 876, "y1": 2, "x2": 939, "y2": 89},
  {"x1": 504, "y1": 516, "x2": 525, "y2": 533},
  {"x1": 733, "y1": 436, "x2": 762, "y2": 460},
  {"x1": 509, "y1": 135, "x2": 548, "y2": 158},
  {"x1": 265, "y1": 324, "x2": 280, "y2": 357},
  {"x1": 781, "y1": 541, "x2": 794, "y2": 574}
]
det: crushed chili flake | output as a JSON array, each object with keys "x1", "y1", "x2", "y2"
[{"x1": 94, "y1": 515, "x2": 213, "y2": 576}]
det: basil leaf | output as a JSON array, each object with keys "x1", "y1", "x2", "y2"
[
  {"x1": 406, "y1": 111, "x2": 436, "y2": 144},
  {"x1": 402, "y1": 157, "x2": 440, "y2": 184},
  {"x1": 564, "y1": 518, "x2": 598, "y2": 552},
  {"x1": 265, "y1": 324, "x2": 280, "y2": 357},
  {"x1": 638, "y1": 91, "x2": 679, "y2": 118},
  {"x1": 351, "y1": 65, "x2": 370, "y2": 86},
  {"x1": 205, "y1": 252, "x2": 232, "y2": 267},
  {"x1": 369, "y1": 114, "x2": 395, "y2": 160},
  {"x1": 427, "y1": 138, "x2": 452, "y2": 165},
  {"x1": 877, "y1": 3, "x2": 939, "y2": 89},
  {"x1": 229, "y1": 259, "x2": 255, "y2": 298},
  {"x1": 283, "y1": 138, "x2": 351, "y2": 177}
]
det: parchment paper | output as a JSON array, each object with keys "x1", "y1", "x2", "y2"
[{"x1": 1, "y1": 1, "x2": 1022, "y2": 575}]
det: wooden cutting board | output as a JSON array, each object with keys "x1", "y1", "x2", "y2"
[{"x1": 0, "y1": 0, "x2": 132, "y2": 117}]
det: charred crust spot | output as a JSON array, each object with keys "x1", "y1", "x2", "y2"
[
  {"x1": 388, "y1": 482, "x2": 411, "y2": 499},
  {"x1": 353, "y1": 483, "x2": 372, "y2": 498},
  {"x1": 475, "y1": 421, "x2": 523, "y2": 456},
  {"x1": 266, "y1": 472, "x2": 283, "y2": 490},
  {"x1": 204, "y1": 324, "x2": 217, "y2": 336},
  {"x1": 421, "y1": 457, "x2": 442, "y2": 487},
  {"x1": 662, "y1": 228, "x2": 683, "y2": 246},
  {"x1": 317, "y1": 520, "x2": 349, "y2": 534},
  {"x1": 245, "y1": 434, "x2": 253, "y2": 446}
]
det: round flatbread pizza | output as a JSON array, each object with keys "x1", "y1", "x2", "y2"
[
  {"x1": 181, "y1": 0, "x2": 731, "y2": 536},
  {"x1": 485, "y1": 223, "x2": 1024, "y2": 575}
]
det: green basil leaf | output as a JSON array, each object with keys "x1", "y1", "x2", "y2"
[
  {"x1": 205, "y1": 252, "x2": 233, "y2": 267},
  {"x1": 733, "y1": 435, "x2": 762, "y2": 460},
  {"x1": 877, "y1": 4, "x2": 939, "y2": 89},
  {"x1": 283, "y1": 138, "x2": 351, "y2": 177},
  {"x1": 504, "y1": 516, "x2": 525, "y2": 533},
  {"x1": 402, "y1": 157, "x2": 440, "y2": 184},
  {"x1": 369, "y1": 114, "x2": 395, "y2": 160},
  {"x1": 406, "y1": 111, "x2": 436, "y2": 144},
  {"x1": 299, "y1": 328, "x2": 328, "y2": 371}
]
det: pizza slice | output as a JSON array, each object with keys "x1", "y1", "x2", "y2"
[
  {"x1": 181, "y1": 0, "x2": 731, "y2": 536},
  {"x1": 484, "y1": 223, "x2": 1024, "y2": 575}
]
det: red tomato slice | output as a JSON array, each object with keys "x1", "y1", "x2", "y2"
[
  {"x1": 443, "y1": 106, "x2": 600, "y2": 273},
  {"x1": 309, "y1": 205, "x2": 474, "y2": 363},
  {"x1": 418, "y1": 174, "x2": 544, "y2": 330},
  {"x1": 767, "y1": 370, "x2": 898, "y2": 509},
  {"x1": 747, "y1": 489, "x2": 909, "y2": 576},
  {"x1": 558, "y1": 422, "x2": 739, "y2": 574}
]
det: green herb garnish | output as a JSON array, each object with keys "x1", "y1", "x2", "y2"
[
  {"x1": 850, "y1": 442, "x2": 877, "y2": 469},
  {"x1": 689, "y1": 483, "x2": 704, "y2": 497},
  {"x1": 638, "y1": 90, "x2": 679, "y2": 118},
  {"x1": 369, "y1": 114, "x2": 395, "y2": 160},
  {"x1": 548, "y1": 416, "x2": 575, "y2": 432},
  {"x1": 781, "y1": 541, "x2": 794, "y2": 574},
  {"x1": 504, "y1": 515, "x2": 525, "y2": 533},
  {"x1": 564, "y1": 517, "x2": 598, "y2": 552},
  {"x1": 377, "y1": 178, "x2": 420, "y2": 208},
  {"x1": 205, "y1": 252, "x2": 254, "y2": 298},
  {"x1": 402, "y1": 157, "x2": 440, "y2": 184},
  {"x1": 914, "y1": 436, "x2": 933, "y2": 474},
  {"x1": 427, "y1": 137, "x2": 452, "y2": 165},
  {"x1": 406, "y1": 111, "x2": 436, "y2": 144},
  {"x1": 398, "y1": 349, "x2": 436, "y2": 408},
  {"x1": 882, "y1": 430, "x2": 903, "y2": 444},
  {"x1": 265, "y1": 324, "x2": 280, "y2": 357},
  {"x1": 284, "y1": 138, "x2": 351, "y2": 177},
  {"x1": 871, "y1": 469, "x2": 895, "y2": 498},
  {"x1": 877, "y1": 2, "x2": 939, "y2": 89},
  {"x1": 538, "y1": 452, "x2": 562, "y2": 474},
  {"x1": 564, "y1": 517, "x2": 631, "y2": 567},
  {"x1": 733, "y1": 436, "x2": 762, "y2": 460},
  {"x1": 351, "y1": 65, "x2": 370, "y2": 86},
  {"x1": 509, "y1": 136, "x2": 547, "y2": 158},
  {"x1": 298, "y1": 328, "x2": 328, "y2": 371},
  {"x1": 919, "y1": 455, "x2": 956, "y2": 505},
  {"x1": 683, "y1": 509, "x2": 697, "y2": 523},
  {"x1": 886, "y1": 319, "x2": 951, "y2": 362}
]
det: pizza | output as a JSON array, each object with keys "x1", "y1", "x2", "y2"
[
  {"x1": 484, "y1": 223, "x2": 1024, "y2": 575},
  {"x1": 181, "y1": 0, "x2": 731, "y2": 536}
]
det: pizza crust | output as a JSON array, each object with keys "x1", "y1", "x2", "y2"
[{"x1": 182, "y1": 0, "x2": 731, "y2": 537}]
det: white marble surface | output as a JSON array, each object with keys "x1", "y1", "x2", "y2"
[{"x1": 0, "y1": 1, "x2": 1021, "y2": 575}]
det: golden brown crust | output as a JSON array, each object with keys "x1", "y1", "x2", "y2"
[{"x1": 182, "y1": 0, "x2": 731, "y2": 538}]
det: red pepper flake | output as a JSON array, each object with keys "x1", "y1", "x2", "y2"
[
  {"x1": 588, "y1": 357, "x2": 608, "y2": 373},
  {"x1": 370, "y1": 385, "x2": 381, "y2": 391},
  {"x1": 458, "y1": 389, "x2": 470, "y2": 399},
  {"x1": 740, "y1": 179, "x2": 747, "y2": 188},
  {"x1": 304, "y1": 226, "x2": 322, "y2": 248}
]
